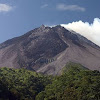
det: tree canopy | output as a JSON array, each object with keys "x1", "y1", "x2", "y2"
[{"x1": 0, "y1": 63, "x2": 100, "y2": 100}]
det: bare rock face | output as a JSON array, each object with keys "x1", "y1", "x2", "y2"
[{"x1": 0, "y1": 25, "x2": 100, "y2": 75}]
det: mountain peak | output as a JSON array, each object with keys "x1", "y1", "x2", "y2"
[{"x1": 39, "y1": 24, "x2": 46, "y2": 29}]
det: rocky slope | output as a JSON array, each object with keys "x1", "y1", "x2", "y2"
[{"x1": 0, "y1": 25, "x2": 100, "y2": 75}]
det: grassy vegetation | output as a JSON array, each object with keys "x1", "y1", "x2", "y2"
[{"x1": 0, "y1": 63, "x2": 100, "y2": 100}]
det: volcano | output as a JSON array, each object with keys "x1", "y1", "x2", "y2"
[{"x1": 0, "y1": 25, "x2": 100, "y2": 75}]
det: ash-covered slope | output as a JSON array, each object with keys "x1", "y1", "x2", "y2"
[{"x1": 0, "y1": 25, "x2": 100, "y2": 75}]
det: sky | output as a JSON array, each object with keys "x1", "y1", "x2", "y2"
[{"x1": 0, "y1": 0, "x2": 100, "y2": 44}]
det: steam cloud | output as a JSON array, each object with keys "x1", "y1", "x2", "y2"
[{"x1": 61, "y1": 18, "x2": 100, "y2": 46}]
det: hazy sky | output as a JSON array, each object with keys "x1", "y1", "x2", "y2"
[{"x1": 0, "y1": 0, "x2": 100, "y2": 43}]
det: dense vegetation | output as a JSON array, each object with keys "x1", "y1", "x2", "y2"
[
  {"x1": 0, "y1": 68, "x2": 52, "y2": 100},
  {"x1": 0, "y1": 63, "x2": 100, "y2": 100}
]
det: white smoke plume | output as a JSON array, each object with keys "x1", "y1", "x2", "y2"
[{"x1": 61, "y1": 18, "x2": 100, "y2": 46}]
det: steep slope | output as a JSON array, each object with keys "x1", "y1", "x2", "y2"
[{"x1": 0, "y1": 25, "x2": 100, "y2": 75}]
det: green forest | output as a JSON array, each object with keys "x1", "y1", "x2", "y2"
[{"x1": 0, "y1": 63, "x2": 100, "y2": 100}]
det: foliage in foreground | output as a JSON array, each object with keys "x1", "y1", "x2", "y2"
[
  {"x1": 0, "y1": 63, "x2": 100, "y2": 100},
  {"x1": 36, "y1": 63, "x2": 100, "y2": 100},
  {"x1": 0, "y1": 68, "x2": 52, "y2": 100}
]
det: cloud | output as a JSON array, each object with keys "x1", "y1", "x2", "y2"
[
  {"x1": 57, "y1": 4, "x2": 85, "y2": 12},
  {"x1": 61, "y1": 18, "x2": 100, "y2": 46},
  {"x1": 0, "y1": 3, "x2": 12, "y2": 12},
  {"x1": 41, "y1": 4, "x2": 48, "y2": 8}
]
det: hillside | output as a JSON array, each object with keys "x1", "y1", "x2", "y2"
[{"x1": 0, "y1": 64, "x2": 100, "y2": 100}]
